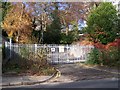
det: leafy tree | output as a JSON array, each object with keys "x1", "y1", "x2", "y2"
[
  {"x1": 1, "y1": 3, "x2": 33, "y2": 43},
  {"x1": 27, "y1": 2, "x2": 98, "y2": 44},
  {"x1": 86, "y1": 2, "x2": 118, "y2": 45},
  {"x1": 60, "y1": 33, "x2": 73, "y2": 44},
  {"x1": 27, "y1": 2, "x2": 53, "y2": 43},
  {"x1": 59, "y1": 2, "x2": 90, "y2": 35},
  {"x1": 60, "y1": 22, "x2": 79, "y2": 44},
  {"x1": 43, "y1": 2, "x2": 61, "y2": 44},
  {"x1": 117, "y1": 14, "x2": 120, "y2": 38}
]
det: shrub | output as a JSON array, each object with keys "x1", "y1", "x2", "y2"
[
  {"x1": 86, "y1": 46, "x2": 120, "y2": 67},
  {"x1": 103, "y1": 47, "x2": 120, "y2": 66},
  {"x1": 86, "y1": 48, "x2": 103, "y2": 65},
  {"x1": 3, "y1": 46, "x2": 56, "y2": 75}
]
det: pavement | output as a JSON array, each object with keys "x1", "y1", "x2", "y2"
[
  {"x1": 1, "y1": 76, "x2": 52, "y2": 86},
  {"x1": 1, "y1": 63, "x2": 120, "y2": 88},
  {"x1": 1, "y1": 69, "x2": 60, "y2": 87}
]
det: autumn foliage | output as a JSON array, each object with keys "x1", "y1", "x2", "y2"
[
  {"x1": 1, "y1": 3, "x2": 33, "y2": 43},
  {"x1": 80, "y1": 38, "x2": 120, "y2": 50},
  {"x1": 94, "y1": 39, "x2": 120, "y2": 50}
]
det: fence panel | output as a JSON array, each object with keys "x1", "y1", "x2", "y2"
[{"x1": 4, "y1": 43, "x2": 94, "y2": 64}]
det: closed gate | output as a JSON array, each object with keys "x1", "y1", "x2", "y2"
[
  {"x1": 46, "y1": 44, "x2": 94, "y2": 64},
  {"x1": 4, "y1": 43, "x2": 94, "y2": 64}
]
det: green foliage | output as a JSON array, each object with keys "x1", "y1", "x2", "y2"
[
  {"x1": 43, "y1": 25, "x2": 61, "y2": 44},
  {"x1": 3, "y1": 63, "x2": 21, "y2": 74},
  {"x1": 44, "y1": 18, "x2": 79, "y2": 44},
  {"x1": 86, "y1": 47, "x2": 120, "y2": 66},
  {"x1": 117, "y1": 15, "x2": 120, "y2": 38},
  {"x1": 60, "y1": 33, "x2": 74, "y2": 44},
  {"x1": 70, "y1": 22, "x2": 80, "y2": 41},
  {"x1": 43, "y1": 3, "x2": 61, "y2": 44},
  {"x1": 0, "y1": 2, "x2": 12, "y2": 37},
  {"x1": 1, "y1": 2, "x2": 12, "y2": 21},
  {"x1": 103, "y1": 47, "x2": 120, "y2": 66},
  {"x1": 86, "y1": 48, "x2": 103, "y2": 65},
  {"x1": 60, "y1": 22, "x2": 79, "y2": 44},
  {"x1": 86, "y1": 2, "x2": 118, "y2": 44}
]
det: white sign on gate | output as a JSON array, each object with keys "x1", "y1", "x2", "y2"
[
  {"x1": 51, "y1": 48, "x2": 55, "y2": 52},
  {"x1": 59, "y1": 46, "x2": 64, "y2": 52}
]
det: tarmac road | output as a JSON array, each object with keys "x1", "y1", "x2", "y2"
[{"x1": 2, "y1": 78, "x2": 119, "y2": 89}]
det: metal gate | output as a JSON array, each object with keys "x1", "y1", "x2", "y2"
[
  {"x1": 46, "y1": 44, "x2": 94, "y2": 64},
  {"x1": 4, "y1": 43, "x2": 94, "y2": 64}
]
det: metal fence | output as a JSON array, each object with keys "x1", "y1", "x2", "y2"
[{"x1": 4, "y1": 42, "x2": 94, "y2": 64}]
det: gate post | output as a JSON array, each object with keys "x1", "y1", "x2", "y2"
[
  {"x1": 35, "y1": 44, "x2": 37, "y2": 54},
  {"x1": 66, "y1": 44, "x2": 69, "y2": 63}
]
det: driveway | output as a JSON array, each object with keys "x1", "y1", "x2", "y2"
[{"x1": 50, "y1": 64, "x2": 119, "y2": 82}]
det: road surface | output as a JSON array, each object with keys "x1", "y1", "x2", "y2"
[{"x1": 3, "y1": 78, "x2": 119, "y2": 89}]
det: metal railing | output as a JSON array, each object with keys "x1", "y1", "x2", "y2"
[{"x1": 4, "y1": 43, "x2": 94, "y2": 64}]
